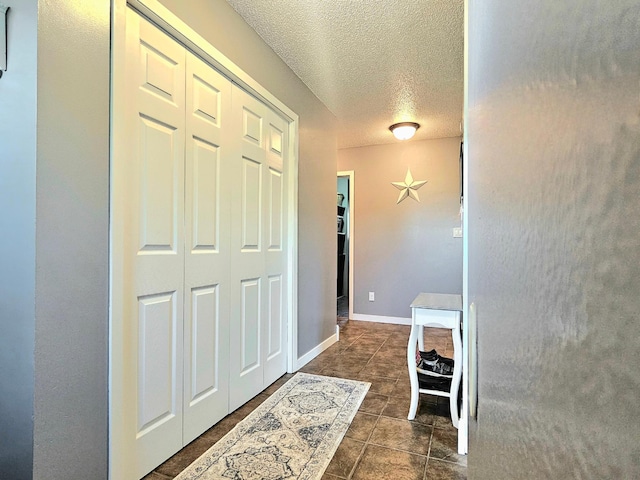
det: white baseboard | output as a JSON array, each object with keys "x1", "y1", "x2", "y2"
[
  {"x1": 295, "y1": 330, "x2": 339, "y2": 370},
  {"x1": 351, "y1": 313, "x2": 412, "y2": 326}
]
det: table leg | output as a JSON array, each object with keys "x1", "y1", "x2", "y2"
[
  {"x1": 407, "y1": 322, "x2": 420, "y2": 420},
  {"x1": 449, "y1": 312, "x2": 462, "y2": 429},
  {"x1": 417, "y1": 324, "x2": 425, "y2": 352}
]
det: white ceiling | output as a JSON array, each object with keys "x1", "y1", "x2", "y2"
[{"x1": 226, "y1": 0, "x2": 464, "y2": 149}]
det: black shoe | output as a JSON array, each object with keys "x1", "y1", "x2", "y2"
[
  {"x1": 417, "y1": 372, "x2": 452, "y2": 391},
  {"x1": 419, "y1": 349, "x2": 454, "y2": 366},
  {"x1": 417, "y1": 350, "x2": 454, "y2": 377}
]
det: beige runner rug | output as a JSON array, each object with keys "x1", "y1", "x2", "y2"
[{"x1": 175, "y1": 372, "x2": 370, "y2": 480}]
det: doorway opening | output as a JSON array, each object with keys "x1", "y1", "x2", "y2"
[{"x1": 337, "y1": 171, "x2": 354, "y2": 323}]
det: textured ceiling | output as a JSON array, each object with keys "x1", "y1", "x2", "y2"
[{"x1": 226, "y1": 0, "x2": 464, "y2": 149}]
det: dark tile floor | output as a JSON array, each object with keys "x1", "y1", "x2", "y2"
[{"x1": 143, "y1": 320, "x2": 466, "y2": 480}]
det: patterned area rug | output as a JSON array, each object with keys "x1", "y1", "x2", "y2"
[{"x1": 175, "y1": 373, "x2": 370, "y2": 480}]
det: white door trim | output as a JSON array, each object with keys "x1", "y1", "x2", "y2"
[
  {"x1": 109, "y1": 1, "x2": 130, "y2": 477},
  {"x1": 287, "y1": 122, "x2": 299, "y2": 373},
  {"x1": 109, "y1": 1, "x2": 299, "y2": 477},
  {"x1": 337, "y1": 170, "x2": 354, "y2": 320},
  {"x1": 459, "y1": 0, "x2": 470, "y2": 456}
]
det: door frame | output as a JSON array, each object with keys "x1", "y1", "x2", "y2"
[
  {"x1": 109, "y1": 1, "x2": 299, "y2": 477},
  {"x1": 337, "y1": 171, "x2": 354, "y2": 320},
  {"x1": 460, "y1": 0, "x2": 470, "y2": 456}
]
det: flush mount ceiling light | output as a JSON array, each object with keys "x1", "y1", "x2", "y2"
[{"x1": 389, "y1": 122, "x2": 420, "y2": 141}]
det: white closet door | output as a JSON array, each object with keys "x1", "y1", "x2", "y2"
[
  {"x1": 229, "y1": 86, "x2": 288, "y2": 410},
  {"x1": 182, "y1": 51, "x2": 232, "y2": 443},
  {"x1": 114, "y1": 9, "x2": 293, "y2": 477},
  {"x1": 262, "y1": 107, "x2": 289, "y2": 387},
  {"x1": 123, "y1": 10, "x2": 186, "y2": 478}
]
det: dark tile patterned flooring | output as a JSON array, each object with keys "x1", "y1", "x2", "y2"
[{"x1": 143, "y1": 320, "x2": 466, "y2": 480}]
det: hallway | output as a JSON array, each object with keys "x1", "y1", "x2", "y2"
[{"x1": 143, "y1": 320, "x2": 466, "y2": 480}]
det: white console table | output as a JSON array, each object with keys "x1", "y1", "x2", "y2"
[{"x1": 407, "y1": 293, "x2": 462, "y2": 432}]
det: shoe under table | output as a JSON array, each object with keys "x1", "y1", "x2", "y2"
[{"x1": 407, "y1": 293, "x2": 462, "y2": 429}]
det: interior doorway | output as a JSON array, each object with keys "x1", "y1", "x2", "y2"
[{"x1": 337, "y1": 171, "x2": 354, "y2": 322}]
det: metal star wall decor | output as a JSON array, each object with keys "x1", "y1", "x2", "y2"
[{"x1": 391, "y1": 168, "x2": 428, "y2": 203}]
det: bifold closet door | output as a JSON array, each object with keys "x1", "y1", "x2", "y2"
[
  {"x1": 122, "y1": 10, "x2": 186, "y2": 477},
  {"x1": 182, "y1": 51, "x2": 232, "y2": 444},
  {"x1": 121, "y1": 11, "x2": 234, "y2": 476},
  {"x1": 229, "y1": 87, "x2": 289, "y2": 411},
  {"x1": 117, "y1": 8, "x2": 290, "y2": 477},
  {"x1": 261, "y1": 99, "x2": 289, "y2": 388}
]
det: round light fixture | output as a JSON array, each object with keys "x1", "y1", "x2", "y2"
[{"x1": 389, "y1": 122, "x2": 420, "y2": 141}]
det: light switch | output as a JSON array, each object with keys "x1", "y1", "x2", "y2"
[
  {"x1": 453, "y1": 227, "x2": 463, "y2": 238},
  {"x1": 368, "y1": 291, "x2": 375, "y2": 301}
]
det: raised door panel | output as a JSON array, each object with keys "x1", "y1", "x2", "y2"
[
  {"x1": 267, "y1": 122, "x2": 285, "y2": 172},
  {"x1": 189, "y1": 286, "x2": 219, "y2": 400},
  {"x1": 240, "y1": 278, "x2": 261, "y2": 374},
  {"x1": 183, "y1": 51, "x2": 232, "y2": 444},
  {"x1": 268, "y1": 168, "x2": 283, "y2": 251},
  {"x1": 267, "y1": 275, "x2": 283, "y2": 361},
  {"x1": 241, "y1": 157, "x2": 262, "y2": 251},
  {"x1": 122, "y1": 10, "x2": 186, "y2": 479},
  {"x1": 138, "y1": 117, "x2": 179, "y2": 252},
  {"x1": 190, "y1": 138, "x2": 219, "y2": 251},
  {"x1": 137, "y1": 292, "x2": 179, "y2": 434}
]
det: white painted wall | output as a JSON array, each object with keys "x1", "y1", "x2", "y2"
[{"x1": 0, "y1": 1, "x2": 110, "y2": 478}]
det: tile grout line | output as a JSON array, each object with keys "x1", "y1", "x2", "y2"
[
  {"x1": 423, "y1": 425, "x2": 435, "y2": 480},
  {"x1": 151, "y1": 472, "x2": 173, "y2": 480},
  {"x1": 364, "y1": 439, "x2": 431, "y2": 459},
  {"x1": 345, "y1": 337, "x2": 392, "y2": 480},
  {"x1": 347, "y1": 401, "x2": 386, "y2": 480}
]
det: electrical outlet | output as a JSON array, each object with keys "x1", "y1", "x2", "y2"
[
  {"x1": 453, "y1": 227, "x2": 463, "y2": 238},
  {"x1": 368, "y1": 291, "x2": 375, "y2": 302}
]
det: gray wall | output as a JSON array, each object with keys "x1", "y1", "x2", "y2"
[
  {"x1": 158, "y1": 0, "x2": 339, "y2": 357},
  {"x1": 0, "y1": 2, "x2": 37, "y2": 478},
  {"x1": 338, "y1": 137, "x2": 462, "y2": 318},
  {"x1": 0, "y1": 1, "x2": 111, "y2": 479},
  {"x1": 33, "y1": 1, "x2": 111, "y2": 478},
  {"x1": 467, "y1": 1, "x2": 640, "y2": 478}
]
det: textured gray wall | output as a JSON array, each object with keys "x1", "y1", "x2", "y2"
[
  {"x1": 0, "y1": 2, "x2": 37, "y2": 478},
  {"x1": 158, "y1": 0, "x2": 339, "y2": 358},
  {"x1": 338, "y1": 137, "x2": 462, "y2": 318},
  {"x1": 32, "y1": 1, "x2": 111, "y2": 479},
  {"x1": 467, "y1": 1, "x2": 640, "y2": 478}
]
